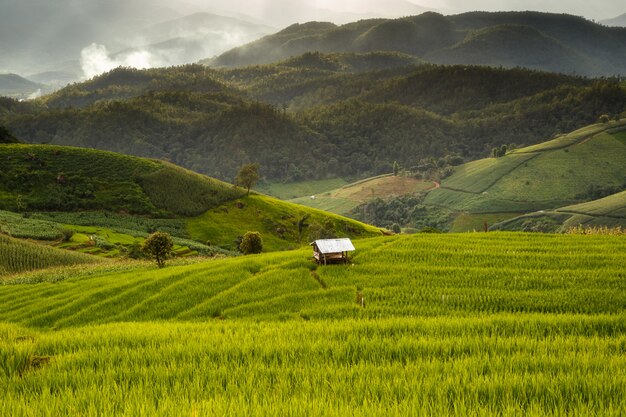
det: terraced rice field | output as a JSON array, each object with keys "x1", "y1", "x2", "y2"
[{"x1": 1, "y1": 232, "x2": 626, "y2": 416}]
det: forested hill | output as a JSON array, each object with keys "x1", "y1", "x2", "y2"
[
  {"x1": 206, "y1": 11, "x2": 626, "y2": 77},
  {"x1": 1, "y1": 62, "x2": 625, "y2": 182}
]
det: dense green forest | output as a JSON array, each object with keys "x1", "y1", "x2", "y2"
[
  {"x1": 207, "y1": 12, "x2": 626, "y2": 77},
  {"x1": 1, "y1": 61, "x2": 625, "y2": 182}
]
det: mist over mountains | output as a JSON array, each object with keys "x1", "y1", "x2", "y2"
[
  {"x1": 0, "y1": 0, "x2": 427, "y2": 85},
  {"x1": 2, "y1": 0, "x2": 625, "y2": 91},
  {"x1": 207, "y1": 12, "x2": 626, "y2": 77}
]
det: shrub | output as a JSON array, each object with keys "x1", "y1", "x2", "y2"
[
  {"x1": 141, "y1": 232, "x2": 173, "y2": 267},
  {"x1": 60, "y1": 228, "x2": 75, "y2": 242},
  {"x1": 239, "y1": 231, "x2": 263, "y2": 255}
]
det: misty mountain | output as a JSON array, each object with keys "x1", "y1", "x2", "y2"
[
  {"x1": 207, "y1": 11, "x2": 626, "y2": 76},
  {"x1": 106, "y1": 13, "x2": 274, "y2": 72},
  {"x1": 0, "y1": 0, "x2": 188, "y2": 76},
  {"x1": 187, "y1": 0, "x2": 430, "y2": 26},
  {"x1": 0, "y1": 74, "x2": 46, "y2": 99},
  {"x1": 0, "y1": 0, "x2": 431, "y2": 82},
  {"x1": 600, "y1": 13, "x2": 626, "y2": 27}
]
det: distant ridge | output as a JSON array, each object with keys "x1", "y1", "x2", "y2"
[
  {"x1": 207, "y1": 11, "x2": 626, "y2": 76},
  {"x1": 0, "y1": 73, "x2": 44, "y2": 99},
  {"x1": 600, "y1": 13, "x2": 626, "y2": 27}
]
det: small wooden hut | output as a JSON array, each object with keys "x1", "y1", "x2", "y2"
[{"x1": 310, "y1": 238, "x2": 355, "y2": 265}]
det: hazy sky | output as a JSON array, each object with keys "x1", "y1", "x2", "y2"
[
  {"x1": 185, "y1": 0, "x2": 626, "y2": 21},
  {"x1": 416, "y1": 0, "x2": 624, "y2": 20},
  {"x1": 171, "y1": 0, "x2": 626, "y2": 22}
]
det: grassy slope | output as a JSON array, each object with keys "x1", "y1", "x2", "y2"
[
  {"x1": 492, "y1": 190, "x2": 626, "y2": 232},
  {"x1": 0, "y1": 234, "x2": 104, "y2": 275},
  {"x1": 2, "y1": 232, "x2": 626, "y2": 415},
  {"x1": 426, "y1": 121, "x2": 626, "y2": 215},
  {"x1": 0, "y1": 143, "x2": 242, "y2": 216},
  {"x1": 255, "y1": 178, "x2": 349, "y2": 200},
  {"x1": 289, "y1": 175, "x2": 436, "y2": 216},
  {"x1": 0, "y1": 144, "x2": 378, "y2": 252},
  {"x1": 2, "y1": 232, "x2": 625, "y2": 326},
  {"x1": 186, "y1": 194, "x2": 382, "y2": 251}
]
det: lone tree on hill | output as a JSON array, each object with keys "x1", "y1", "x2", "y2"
[
  {"x1": 236, "y1": 163, "x2": 260, "y2": 196},
  {"x1": 240, "y1": 231, "x2": 263, "y2": 254},
  {"x1": 141, "y1": 231, "x2": 173, "y2": 268},
  {"x1": 392, "y1": 161, "x2": 399, "y2": 176}
]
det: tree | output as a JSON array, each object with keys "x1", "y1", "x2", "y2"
[
  {"x1": 0, "y1": 125, "x2": 17, "y2": 143},
  {"x1": 236, "y1": 163, "x2": 260, "y2": 196},
  {"x1": 392, "y1": 161, "x2": 399, "y2": 176},
  {"x1": 239, "y1": 231, "x2": 263, "y2": 254},
  {"x1": 141, "y1": 231, "x2": 173, "y2": 268}
]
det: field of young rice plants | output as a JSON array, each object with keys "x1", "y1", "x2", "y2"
[{"x1": 1, "y1": 232, "x2": 626, "y2": 415}]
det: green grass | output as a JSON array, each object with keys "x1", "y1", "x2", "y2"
[
  {"x1": 2, "y1": 232, "x2": 626, "y2": 415},
  {"x1": 440, "y1": 153, "x2": 537, "y2": 194},
  {"x1": 491, "y1": 190, "x2": 626, "y2": 232},
  {"x1": 0, "y1": 144, "x2": 160, "y2": 213},
  {"x1": 2, "y1": 316, "x2": 625, "y2": 416},
  {"x1": 291, "y1": 175, "x2": 437, "y2": 215},
  {"x1": 0, "y1": 210, "x2": 66, "y2": 240},
  {"x1": 449, "y1": 212, "x2": 523, "y2": 232},
  {"x1": 186, "y1": 194, "x2": 382, "y2": 251},
  {"x1": 256, "y1": 178, "x2": 349, "y2": 200},
  {"x1": 426, "y1": 122, "x2": 626, "y2": 215},
  {"x1": 0, "y1": 144, "x2": 242, "y2": 216},
  {"x1": 138, "y1": 162, "x2": 244, "y2": 216},
  {"x1": 511, "y1": 123, "x2": 613, "y2": 153},
  {"x1": 3, "y1": 232, "x2": 626, "y2": 325},
  {"x1": 0, "y1": 234, "x2": 104, "y2": 275},
  {"x1": 557, "y1": 190, "x2": 626, "y2": 218},
  {"x1": 0, "y1": 209, "x2": 219, "y2": 259},
  {"x1": 30, "y1": 211, "x2": 189, "y2": 238},
  {"x1": 489, "y1": 132, "x2": 626, "y2": 202}
]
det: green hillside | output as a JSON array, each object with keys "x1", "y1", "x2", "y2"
[
  {"x1": 425, "y1": 121, "x2": 626, "y2": 225},
  {"x1": 0, "y1": 144, "x2": 379, "y2": 252},
  {"x1": 0, "y1": 234, "x2": 104, "y2": 276},
  {"x1": 186, "y1": 194, "x2": 381, "y2": 252},
  {"x1": 208, "y1": 11, "x2": 626, "y2": 77},
  {"x1": 0, "y1": 143, "x2": 242, "y2": 215},
  {"x1": 492, "y1": 190, "x2": 626, "y2": 232},
  {"x1": 289, "y1": 175, "x2": 437, "y2": 216},
  {"x1": 425, "y1": 24, "x2": 599, "y2": 75},
  {"x1": 2, "y1": 232, "x2": 625, "y2": 325}
]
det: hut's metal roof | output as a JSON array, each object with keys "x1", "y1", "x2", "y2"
[{"x1": 311, "y1": 238, "x2": 355, "y2": 254}]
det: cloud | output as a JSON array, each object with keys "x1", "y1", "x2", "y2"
[
  {"x1": 27, "y1": 89, "x2": 43, "y2": 100},
  {"x1": 80, "y1": 43, "x2": 159, "y2": 79}
]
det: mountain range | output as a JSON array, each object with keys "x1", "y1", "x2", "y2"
[
  {"x1": 0, "y1": 0, "x2": 428, "y2": 85},
  {"x1": 0, "y1": 73, "x2": 47, "y2": 99},
  {"x1": 207, "y1": 11, "x2": 626, "y2": 77},
  {"x1": 1, "y1": 59, "x2": 624, "y2": 183}
]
